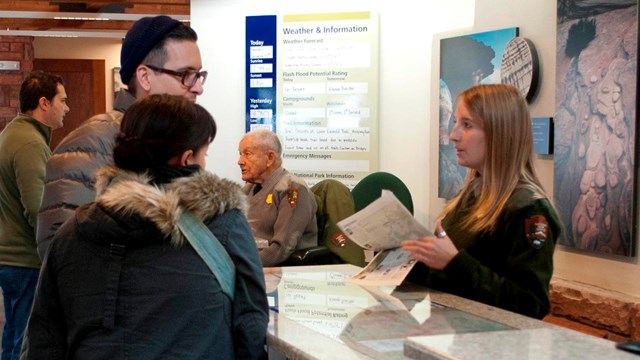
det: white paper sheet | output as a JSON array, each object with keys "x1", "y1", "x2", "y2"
[
  {"x1": 344, "y1": 247, "x2": 418, "y2": 286},
  {"x1": 337, "y1": 190, "x2": 432, "y2": 286},
  {"x1": 337, "y1": 190, "x2": 431, "y2": 251}
]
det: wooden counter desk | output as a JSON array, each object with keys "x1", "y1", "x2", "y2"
[{"x1": 264, "y1": 264, "x2": 634, "y2": 360}]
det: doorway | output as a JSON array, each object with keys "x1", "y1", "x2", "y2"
[{"x1": 33, "y1": 59, "x2": 106, "y2": 150}]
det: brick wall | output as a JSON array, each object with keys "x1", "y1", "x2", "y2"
[
  {"x1": 0, "y1": 36, "x2": 34, "y2": 132},
  {"x1": 544, "y1": 279, "x2": 640, "y2": 342}
]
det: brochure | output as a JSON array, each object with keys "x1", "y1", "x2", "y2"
[{"x1": 337, "y1": 190, "x2": 432, "y2": 286}]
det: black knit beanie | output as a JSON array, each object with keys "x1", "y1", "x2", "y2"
[{"x1": 119, "y1": 15, "x2": 182, "y2": 85}]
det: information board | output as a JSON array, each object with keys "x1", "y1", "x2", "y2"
[{"x1": 246, "y1": 12, "x2": 379, "y2": 187}]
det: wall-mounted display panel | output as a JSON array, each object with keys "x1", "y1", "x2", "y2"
[
  {"x1": 554, "y1": 0, "x2": 638, "y2": 257},
  {"x1": 246, "y1": 12, "x2": 379, "y2": 188},
  {"x1": 438, "y1": 27, "x2": 518, "y2": 200}
]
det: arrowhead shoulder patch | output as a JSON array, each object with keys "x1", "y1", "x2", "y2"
[
  {"x1": 288, "y1": 188, "x2": 298, "y2": 207},
  {"x1": 525, "y1": 215, "x2": 548, "y2": 249},
  {"x1": 331, "y1": 232, "x2": 348, "y2": 248}
]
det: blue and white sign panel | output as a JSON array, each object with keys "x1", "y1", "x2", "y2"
[
  {"x1": 246, "y1": 15, "x2": 277, "y2": 132},
  {"x1": 245, "y1": 12, "x2": 379, "y2": 188}
]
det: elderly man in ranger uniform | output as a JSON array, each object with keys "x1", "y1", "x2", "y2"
[{"x1": 238, "y1": 129, "x2": 317, "y2": 266}]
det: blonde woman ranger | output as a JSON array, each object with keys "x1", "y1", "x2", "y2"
[{"x1": 403, "y1": 84, "x2": 561, "y2": 319}]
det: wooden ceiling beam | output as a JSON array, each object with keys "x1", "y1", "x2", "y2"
[
  {"x1": 0, "y1": 1, "x2": 189, "y2": 14},
  {"x1": 0, "y1": 18, "x2": 135, "y2": 31},
  {"x1": 0, "y1": 2, "x2": 58, "y2": 12},
  {"x1": 0, "y1": 1, "x2": 190, "y2": 35},
  {"x1": 52, "y1": 1, "x2": 189, "y2": 4},
  {"x1": 124, "y1": 6, "x2": 189, "y2": 15}
]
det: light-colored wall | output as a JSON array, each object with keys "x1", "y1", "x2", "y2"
[
  {"x1": 193, "y1": 0, "x2": 640, "y2": 298},
  {"x1": 33, "y1": 37, "x2": 122, "y2": 111},
  {"x1": 192, "y1": 0, "x2": 475, "y2": 215}
]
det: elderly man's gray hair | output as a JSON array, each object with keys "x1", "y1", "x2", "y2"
[{"x1": 243, "y1": 129, "x2": 282, "y2": 158}]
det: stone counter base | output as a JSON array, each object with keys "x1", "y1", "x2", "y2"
[{"x1": 544, "y1": 279, "x2": 640, "y2": 342}]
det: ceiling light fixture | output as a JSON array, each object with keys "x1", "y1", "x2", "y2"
[
  {"x1": 0, "y1": 29, "x2": 125, "y2": 38},
  {"x1": 53, "y1": 16, "x2": 111, "y2": 21}
]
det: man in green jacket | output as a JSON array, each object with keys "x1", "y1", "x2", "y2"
[{"x1": 0, "y1": 70, "x2": 69, "y2": 360}]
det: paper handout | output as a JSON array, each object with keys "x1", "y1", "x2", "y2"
[
  {"x1": 337, "y1": 190, "x2": 432, "y2": 286},
  {"x1": 338, "y1": 190, "x2": 431, "y2": 251}
]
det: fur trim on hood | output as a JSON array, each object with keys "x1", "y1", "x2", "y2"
[{"x1": 95, "y1": 166, "x2": 248, "y2": 246}]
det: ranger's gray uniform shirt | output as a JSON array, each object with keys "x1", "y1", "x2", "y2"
[{"x1": 244, "y1": 167, "x2": 317, "y2": 266}]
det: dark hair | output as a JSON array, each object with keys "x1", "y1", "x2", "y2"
[
  {"x1": 144, "y1": 25, "x2": 198, "y2": 68},
  {"x1": 19, "y1": 71, "x2": 64, "y2": 113},
  {"x1": 126, "y1": 25, "x2": 198, "y2": 94},
  {"x1": 113, "y1": 94, "x2": 216, "y2": 173}
]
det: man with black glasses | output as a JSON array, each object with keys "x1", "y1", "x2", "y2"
[{"x1": 36, "y1": 15, "x2": 208, "y2": 258}]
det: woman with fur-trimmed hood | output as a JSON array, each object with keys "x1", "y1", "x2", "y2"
[{"x1": 22, "y1": 94, "x2": 269, "y2": 359}]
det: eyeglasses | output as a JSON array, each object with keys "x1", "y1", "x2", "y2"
[{"x1": 144, "y1": 64, "x2": 208, "y2": 88}]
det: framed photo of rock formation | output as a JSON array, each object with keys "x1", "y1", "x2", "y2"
[
  {"x1": 438, "y1": 27, "x2": 518, "y2": 200},
  {"x1": 554, "y1": 0, "x2": 638, "y2": 256}
]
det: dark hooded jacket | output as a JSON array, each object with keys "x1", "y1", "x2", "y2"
[{"x1": 22, "y1": 165, "x2": 269, "y2": 360}]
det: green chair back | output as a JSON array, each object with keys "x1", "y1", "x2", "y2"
[
  {"x1": 311, "y1": 179, "x2": 366, "y2": 266},
  {"x1": 351, "y1": 172, "x2": 414, "y2": 215}
]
